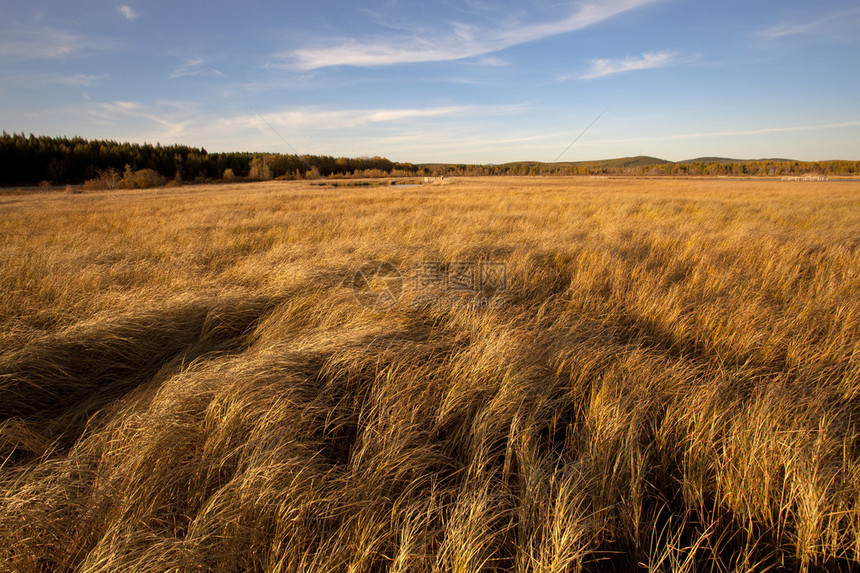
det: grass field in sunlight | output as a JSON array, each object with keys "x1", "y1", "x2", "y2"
[{"x1": 1, "y1": 176, "x2": 859, "y2": 571}]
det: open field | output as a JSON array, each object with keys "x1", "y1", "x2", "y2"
[{"x1": 1, "y1": 177, "x2": 859, "y2": 571}]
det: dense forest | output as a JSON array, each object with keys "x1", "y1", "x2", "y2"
[
  {"x1": 0, "y1": 133, "x2": 414, "y2": 186},
  {"x1": 1, "y1": 132, "x2": 858, "y2": 187}
]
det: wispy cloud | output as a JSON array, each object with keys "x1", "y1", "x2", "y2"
[
  {"x1": 97, "y1": 101, "x2": 141, "y2": 113},
  {"x1": 673, "y1": 119, "x2": 860, "y2": 140},
  {"x1": 760, "y1": 7, "x2": 860, "y2": 40},
  {"x1": 275, "y1": 0, "x2": 663, "y2": 70},
  {"x1": 57, "y1": 74, "x2": 108, "y2": 87},
  {"x1": 179, "y1": 104, "x2": 528, "y2": 152},
  {"x1": 578, "y1": 51, "x2": 693, "y2": 79},
  {"x1": 0, "y1": 71, "x2": 107, "y2": 88},
  {"x1": 0, "y1": 27, "x2": 88, "y2": 60},
  {"x1": 55, "y1": 74, "x2": 108, "y2": 88},
  {"x1": 117, "y1": 5, "x2": 138, "y2": 21},
  {"x1": 475, "y1": 56, "x2": 511, "y2": 67},
  {"x1": 239, "y1": 106, "x2": 474, "y2": 131},
  {"x1": 64, "y1": 102, "x2": 529, "y2": 155},
  {"x1": 598, "y1": 119, "x2": 860, "y2": 144},
  {"x1": 169, "y1": 58, "x2": 223, "y2": 79},
  {"x1": 88, "y1": 100, "x2": 194, "y2": 140}
]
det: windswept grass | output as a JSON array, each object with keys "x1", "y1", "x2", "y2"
[{"x1": 0, "y1": 177, "x2": 858, "y2": 571}]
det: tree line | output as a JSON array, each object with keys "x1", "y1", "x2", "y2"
[
  {"x1": 431, "y1": 157, "x2": 860, "y2": 177},
  {"x1": 0, "y1": 133, "x2": 417, "y2": 186},
  {"x1": 2, "y1": 133, "x2": 858, "y2": 187}
]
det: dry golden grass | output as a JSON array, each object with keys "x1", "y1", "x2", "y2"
[{"x1": 0, "y1": 176, "x2": 859, "y2": 571}]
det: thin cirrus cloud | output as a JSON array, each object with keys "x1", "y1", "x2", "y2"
[
  {"x1": 578, "y1": 50, "x2": 692, "y2": 79},
  {"x1": 653, "y1": 119, "x2": 860, "y2": 141},
  {"x1": 242, "y1": 106, "x2": 475, "y2": 131},
  {"x1": 1, "y1": 72, "x2": 108, "y2": 87},
  {"x1": 595, "y1": 119, "x2": 860, "y2": 146},
  {"x1": 760, "y1": 6, "x2": 860, "y2": 40},
  {"x1": 0, "y1": 27, "x2": 87, "y2": 60},
  {"x1": 169, "y1": 59, "x2": 223, "y2": 79},
  {"x1": 276, "y1": 0, "x2": 663, "y2": 70},
  {"x1": 55, "y1": 74, "x2": 108, "y2": 87},
  {"x1": 117, "y1": 5, "x2": 138, "y2": 20},
  {"x1": 74, "y1": 103, "x2": 519, "y2": 149},
  {"x1": 218, "y1": 104, "x2": 530, "y2": 138},
  {"x1": 88, "y1": 100, "x2": 192, "y2": 140}
]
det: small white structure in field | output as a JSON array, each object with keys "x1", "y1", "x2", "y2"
[{"x1": 781, "y1": 174, "x2": 828, "y2": 181}]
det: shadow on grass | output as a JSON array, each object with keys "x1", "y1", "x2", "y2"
[{"x1": 0, "y1": 295, "x2": 282, "y2": 462}]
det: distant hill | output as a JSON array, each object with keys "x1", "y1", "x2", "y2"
[
  {"x1": 680, "y1": 157, "x2": 797, "y2": 164},
  {"x1": 569, "y1": 156, "x2": 670, "y2": 169},
  {"x1": 496, "y1": 156, "x2": 670, "y2": 170}
]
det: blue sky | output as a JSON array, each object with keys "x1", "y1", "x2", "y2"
[{"x1": 1, "y1": 0, "x2": 858, "y2": 163}]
